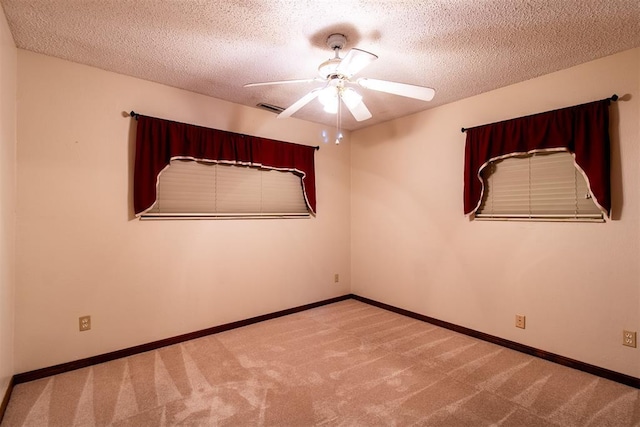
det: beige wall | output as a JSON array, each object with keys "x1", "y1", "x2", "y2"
[
  {"x1": 0, "y1": 6, "x2": 16, "y2": 398},
  {"x1": 351, "y1": 48, "x2": 640, "y2": 377},
  {"x1": 15, "y1": 51, "x2": 351, "y2": 373},
  {"x1": 11, "y1": 45, "x2": 640, "y2": 379}
]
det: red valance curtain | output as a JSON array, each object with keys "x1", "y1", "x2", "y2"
[
  {"x1": 463, "y1": 98, "x2": 611, "y2": 217},
  {"x1": 133, "y1": 114, "x2": 318, "y2": 215}
]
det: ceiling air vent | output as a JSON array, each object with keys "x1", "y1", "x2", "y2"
[{"x1": 257, "y1": 103, "x2": 285, "y2": 114}]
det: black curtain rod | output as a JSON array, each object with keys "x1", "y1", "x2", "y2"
[
  {"x1": 460, "y1": 94, "x2": 619, "y2": 133},
  {"x1": 128, "y1": 111, "x2": 320, "y2": 150}
]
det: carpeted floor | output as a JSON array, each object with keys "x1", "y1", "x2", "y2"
[{"x1": 2, "y1": 299, "x2": 639, "y2": 426}]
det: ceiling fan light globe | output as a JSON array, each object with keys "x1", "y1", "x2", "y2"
[
  {"x1": 318, "y1": 86, "x2": 339, "y2": 113},
  {"x1": 341, "y1": 88, "x2": 362, "y2": 109},
  {"x1": 323, "y1": 102, "x2": 338, "y2": 114}
]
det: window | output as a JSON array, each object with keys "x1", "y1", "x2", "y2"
[
  {"x1": 132, "y1": 113, "x2": 317, "y2": 217},
  {"x1": 476, "y1": 151, "x2": 603, "y2": 222},
  {"x1": 142, "y1": 160, "x2": 310, "y2": 219},
  {"x1": 463, "y1": 98, "x2": 612, "y2": 218}
]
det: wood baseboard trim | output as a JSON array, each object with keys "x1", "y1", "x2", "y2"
[
  {"x1": 13, "y1": 294, "x2": 351, "y2": 385},
  {"x1": 0, "y1": 376, "x2": 15, "y2": 424},
  {"x1": 351, "y1": 294, "x2": 640, "y2": 389},
  {"x1": 12, "y1": 293, "x2": 638, "y2": 390}
]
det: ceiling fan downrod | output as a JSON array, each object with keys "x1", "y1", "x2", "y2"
[{"x1": 318, "y1": 34, "x2": 347, "y2": 79}]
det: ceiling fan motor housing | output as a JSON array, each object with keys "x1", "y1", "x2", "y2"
[{"x1": 318, "y1": 58, "x2": 341, "y2": 78}]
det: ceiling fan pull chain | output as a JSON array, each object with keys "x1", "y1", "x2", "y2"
[{"x1": 335, "y1": 98, "x2": 343, "y2": 144}]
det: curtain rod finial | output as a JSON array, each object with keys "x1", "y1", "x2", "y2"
[
  {"x1": 461, "y1": 127, "x2": 467, "y2": 133},
  {"x1": 610, "y1": 94, "x2": 618, "y2": 101}
]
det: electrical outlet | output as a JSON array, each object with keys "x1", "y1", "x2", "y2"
[
  {"x1": 623, "y1": 330, "x2": 636, "y2": 348},
  {"x1": 515, "y1": 315, "x2": 526, "y2": 329},
  {"x1": 334, "y1": 274, "x2": 339, "y2": 283},
  {"x1": 79, "y1": 315, "x2": 91, "y2": 332}
]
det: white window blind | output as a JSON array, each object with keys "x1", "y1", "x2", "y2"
[
  {"x1": 143, "y1": 160, "x2": 309, "y2": 219},
  {"x1": 477, "y1": 151, "x2": 603, "y2": 222}
]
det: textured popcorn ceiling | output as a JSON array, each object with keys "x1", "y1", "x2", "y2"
[{"x1": 2, "y1": 0, "x2": 639, "y2": 130}]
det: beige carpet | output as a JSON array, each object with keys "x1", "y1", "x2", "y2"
[{"x1": 2, "y1": 300, "x2": 639, "y2": 426}]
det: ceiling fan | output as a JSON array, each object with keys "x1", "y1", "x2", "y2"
[{"x1": 244, "y1": 34, "x2": 436, "y2": 130}]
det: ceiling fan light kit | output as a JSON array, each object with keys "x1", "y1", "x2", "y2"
[
  {"x1": 318, "y1": 85, "x2": 362, "y2": 114},
  {"x1": 244, "y1": 33, "x2": 436, "y2": 142}
]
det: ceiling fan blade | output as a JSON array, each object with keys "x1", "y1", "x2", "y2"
[
  {"x1": 336, "y1": 48, "x2": 378, "y2": 77},
  {"x1": 277, "y1": 88, "x2": 322, "y2": 119},
  {"x1": 343, "y1": 98, "x2": 372, "y2": 122},
  {"x1": 357, "y1": 78, "x2": 435, "y2": 101},
  {"x1": 244, "y1": 78, "x2": 323, "y2": 87}
]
